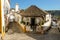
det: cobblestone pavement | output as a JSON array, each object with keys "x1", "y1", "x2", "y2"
[
  {"x1": 0, "y1": 33, "x2": 60, "y2": 40},
  {"x1": 0, "y1": 22, "x2": 60, "y2": 40}
]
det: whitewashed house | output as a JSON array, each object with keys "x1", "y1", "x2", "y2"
[
  {"x1": 20, "y1": 5, "x2": 52, "y2": 31},
  {"x1": 6, "y1": 5, "x2": 52, "y2": 32}
]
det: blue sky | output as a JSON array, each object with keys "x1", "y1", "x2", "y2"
[{"x1": 10, "y1": 0, "x2": 60, "y2": 10}]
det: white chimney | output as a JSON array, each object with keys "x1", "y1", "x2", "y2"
[{"x1": 15, "y1": 3, "x2": 19, "y2": 12}]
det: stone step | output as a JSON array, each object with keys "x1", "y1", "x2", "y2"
[
  {"x1": 7, "y1": 22, "x2": 22, "y2": 34},
  {"x1": 48, "y1": 28, "x2": 60, "y2": 34}
]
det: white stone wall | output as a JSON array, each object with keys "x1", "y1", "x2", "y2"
[
  {"x1": 1, "y1": 0, "x2": 5, "y2": 27},
  {"x1": 1, "y1": 0, "x2": 10, "y2": 28},
  {"x1": 46, "y1": 14, "x2": 51, "y2": 21},
  {"x1": 42, "y1": 14, "x2": 52, "y2": 27},
  {"x1": 23, "y1": 17, "x2": 30, "y2": 22},
  {"x1": 35, "y1": 17, "x2": 40, "y2": 24},
  {"x1": 23, "y1": 17, "x2": 43, "y2": 25},
  {"x1": 4, "y1": 0, "x2": 10, "y2": 14}
]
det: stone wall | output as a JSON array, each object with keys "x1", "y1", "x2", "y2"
[
  {"x1": 22, "y1": 17, "x2": 31, "y2": 25},
  {"x1": 22, "y1": 17, "x2": 44, "y2": 26}
]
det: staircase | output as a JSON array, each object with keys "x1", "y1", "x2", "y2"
[
  {"x1": 48, "y1": 28, "x2": 60, "y2": 34},
  {"x1": 7, "y1": 21, "x2": 22, "y2": 34}
]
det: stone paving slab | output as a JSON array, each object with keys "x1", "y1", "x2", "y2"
[
  {"x1": 4, "y1": 33, "x2": 36, "y2": 40},
  {"x1": 0, "y1": 33, "x2": 60, "y2": 40}
]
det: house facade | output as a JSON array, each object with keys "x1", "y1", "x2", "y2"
[
  {"x1": 0, "y1": 0, "x2": 10, "y2": 32},
  {"x1": 6, "y1": 5, "x2": 52, "y2": 32},
  {"x1": 4, "y1": 0, "x2": 10, "y2": 14},
  {"x1": 20, "y1": 5, "x2": 51, "y2": 31}
]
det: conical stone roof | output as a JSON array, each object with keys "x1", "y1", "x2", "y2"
[{"x1": 20, "y1": 5, "x2": 48, "y2": 17}]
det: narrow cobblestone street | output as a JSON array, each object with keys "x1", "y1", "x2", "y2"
[
  {"x1": 0, "y1": 33, "x2": 60, "y2": 40},
  {"x1": 0, "y1": 0, "x2": 60, "y2": 40},
  {"x1": 0, "y1": 22, "x2": 60, "y2": 40}
]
